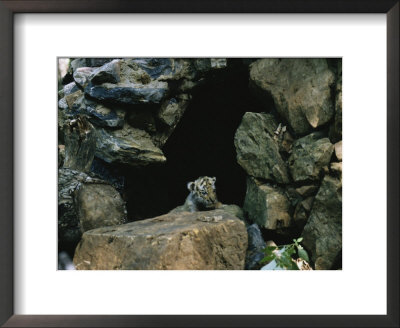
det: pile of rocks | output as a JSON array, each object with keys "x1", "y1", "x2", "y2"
[
  {"x1": 234, "y1": 58, "x2": 342, "y2": 270},
  {"x1": 58, "y1": 58, "x2": 250, "y2": 269}
]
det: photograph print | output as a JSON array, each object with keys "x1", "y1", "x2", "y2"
[{"x1": 58, "y1": 58, "x2": 342, "y2": 270}]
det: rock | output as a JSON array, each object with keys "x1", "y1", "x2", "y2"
[
  {"x1": 73, "y1": 67, "x2": 95, "y2": 89},
  {"x1": 85, "y1": 101, "x2": 125, "y2": 128},
  {"x1": 295, "y1": 185, "x2": 318, "y2": 198},
  {"x1": 95, "y1": 124, "x2": 166, "y2": 166},
  {"x1": 288, "y1": 132, "x2": 334, "y2": 182},
  {"x1": 301, "y1": 176, "x2": 342, "y2": 270},
  {"x1": 58, "y1": 168, "x2": 104, "y2": 254},
  {"x1": 218, "y1": 204, "x2": 245, "y2": 221},
  {"x1": 65, "y1": 89, "x2": 83, "y2": 109},
  {"x1": 193, "y1": 58, "x2": 227, "y2": 72},
  {"x1": 58, "y1": 145, "x2": 65, "y2": 168},
  {"x1": 89, "y1": 59, "x2": 121, "y2": 84},
  {"x1": 70, "y1": 58, "x2": 114, "y2": 72},
  {"x1": 74, "y1": 183, "x2": 127, "y2": 232},
  {"x1": 85, "y1": 81, "x2": 169, "y2": 106},
  {"x1": 211, "y1": 58, "x2": 227, "y2": 69},
  {"x1": 245, "y1": 223, "x2": 267, "y2": 270},
  {"x1": 84, "y1": 59, "x2": 169, "y2": 105},
  {"x1": 158, "y1": 95, "x2": 189, "y2": 127},
  {"x1": 153, "y1": 94, "x2": 191, "y2": 147},
  {"x1": 243, "y1": 177, "x2": 291, "y2": 230},
  {"x1": 334, "y1": 141, "x2": 342, "y2": 161},
  {"x1": 73, "y1": 210, "x2": 248, "y2": 270},
  {"x1": 129, "y1": 58, "x2": 176, "y2": 79},
  {"x1": 250, "y1": 58, "x2": 335, "y2": 135},
  {"x1": 60, "y1": 92, "x2": 126, "y2": 129},
  {"x1": 63, "y1": 81, "x2": 80, "y2": 96},
  {"x1": 329, "y1": 61, "x2": 342, "y2": 142},
  {"x1": 234, "y1": 112, "x2": 290, "y2": 184},
  {"x1": 293, "y1": 196, "x2": 314, "y2": 227},
  {"x1": 63, "y1": 116, "x2": 96, "y2": 173},
  {"x1": 90, "y1": 157, "x2": 125, "y2": 193},
  {"x1": 58, "y1": 251, "x2": 75, "y2": 270},
  {"x1": 126, "y1": 109, "x2": 157, "y2": 133},
  {"x1": 330, "y1": 162, "x2": 342, "y2": 180}
]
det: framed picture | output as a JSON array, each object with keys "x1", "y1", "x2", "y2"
[{"x1": 1, "y1": 0, "x2": 398, "y2": 327}]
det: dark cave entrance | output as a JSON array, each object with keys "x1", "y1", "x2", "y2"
[{"x1": 124, "y1": 59, "x2": 269, "y2": 221}]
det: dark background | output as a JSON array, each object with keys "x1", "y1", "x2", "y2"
[{"x1": 122, "y1": 59, "x2": 270, "y2": 220}]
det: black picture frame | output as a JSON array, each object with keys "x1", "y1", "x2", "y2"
[{"x1": 0, "y1": 1, "x2": 398, "y2": 327}]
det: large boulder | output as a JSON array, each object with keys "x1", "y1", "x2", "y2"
[
  {"x1": 250, "y1": 58, "x2": 335, "y2": 135},
  {"x1": 73, "y1": 210, "x2": 248, "y2": 270},
  {"x1": 74, "y1": 183, "x2": 127, "y2": 232},
  {"x1": 288, "y1": 132, "x2": 334, "y2": 182},
  {"x1": 302, "y1": 176, "x2": 342, "y2": 270},
  {"x1": 234, "y1": 112, "x2": 290, "y2": 184},
  {"x1": 95, "y1": 124, "x2": 166, "y2": 166},
  {"x1": 243, "y1": 177, "x2": 291, "y2": 230}
]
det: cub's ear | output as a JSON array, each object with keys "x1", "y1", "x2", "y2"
[
  {"x1": 212, "y1": 177, "x2": 216, "y2": 182},
  {"x1": 187, "y1": 182, "x2": 195, "y2": 191}
]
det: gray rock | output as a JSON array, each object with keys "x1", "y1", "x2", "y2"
[
  {"x1": 60, "y1": 93, "x2": 126, "y2": 129},
  {"x1": 128, "y1": 58, "x2": 175, "y2": 79},
  {"x1": 58, "y1": 145, "x2": 65, "y2": 168},
  {"x1": 293, "y1": 196, "x2": 314, "y2": 227},
  {"x1": 153, "y1": 94, "x2": 191, "y2": 147},
  {"x1": 63, "y1": 81, "x2": 80, "y2": 96},
  {"x1": 84, "y1": 59, "x2": 169, "y2": 106},
  {"x1": 95, "y1": 124, "x2": 166, "y2": 166},
  {"x1": 89, "y1": 60, "x2": 121, "y2": 85},
  {"x1": 63, "y1": 116, "x2": 96, "y2": 172},
  {"x1": 243, "y1": 177, "x2": 291, "y2": 230},
  {"x1": 58, "y1": 168, "x2": 104, "y2": 253},
  {"x1": 73, "y1": 210, "x2": 248, "y2": 270},
  {"x1": 301, "y1": 176, "x2": 342, "y2": 270},
  {"x1": 288, "y1": 132, "x2": 334, "y2": 182},
  {"x1": 74, "y1": 183, "x2": 127, "y2": 232},
  {"x1": 329, "y1": 61, "x2": 342, "y2": 142},
  {"x1": 234, "y1": 112, "x2": 290, "y2": 184},
  {"x1": 85, "y1": 101, "x2": 125, "y2": 128},
  {"x1": 245, "y1": 223, "x2": 267, "y2": 270},
  {"x1": 250, "y1": 58, "x2": 335, "y2": 135},
  {"x1": 70, "y1": 58, "x2": 114, "y2": 72},
  {"x1": 295, "y1": 185, "x2": 318, "y2": 198},
  {"x1": 85, "y1": 81, "x2": 169, "y2": 106},
  {"x1": 73, "y1": 67, "x2": 95, "y2": 89}
]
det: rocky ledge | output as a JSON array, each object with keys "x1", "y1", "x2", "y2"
[{"x1": 73, "y1": 210, "x2": 247, "y2": 270}]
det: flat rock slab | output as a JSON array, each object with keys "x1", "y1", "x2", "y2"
[{"x1": 73, "y1": 210, "x2": 248, "y2": 270}]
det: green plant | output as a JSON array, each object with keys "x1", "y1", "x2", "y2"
[{"x1": 260, "y1": 237, "x2": 310, "y2": 270}]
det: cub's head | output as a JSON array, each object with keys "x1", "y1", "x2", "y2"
[{"x1": 187, "y1": 176, "x2": 218, "y2": 209}]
